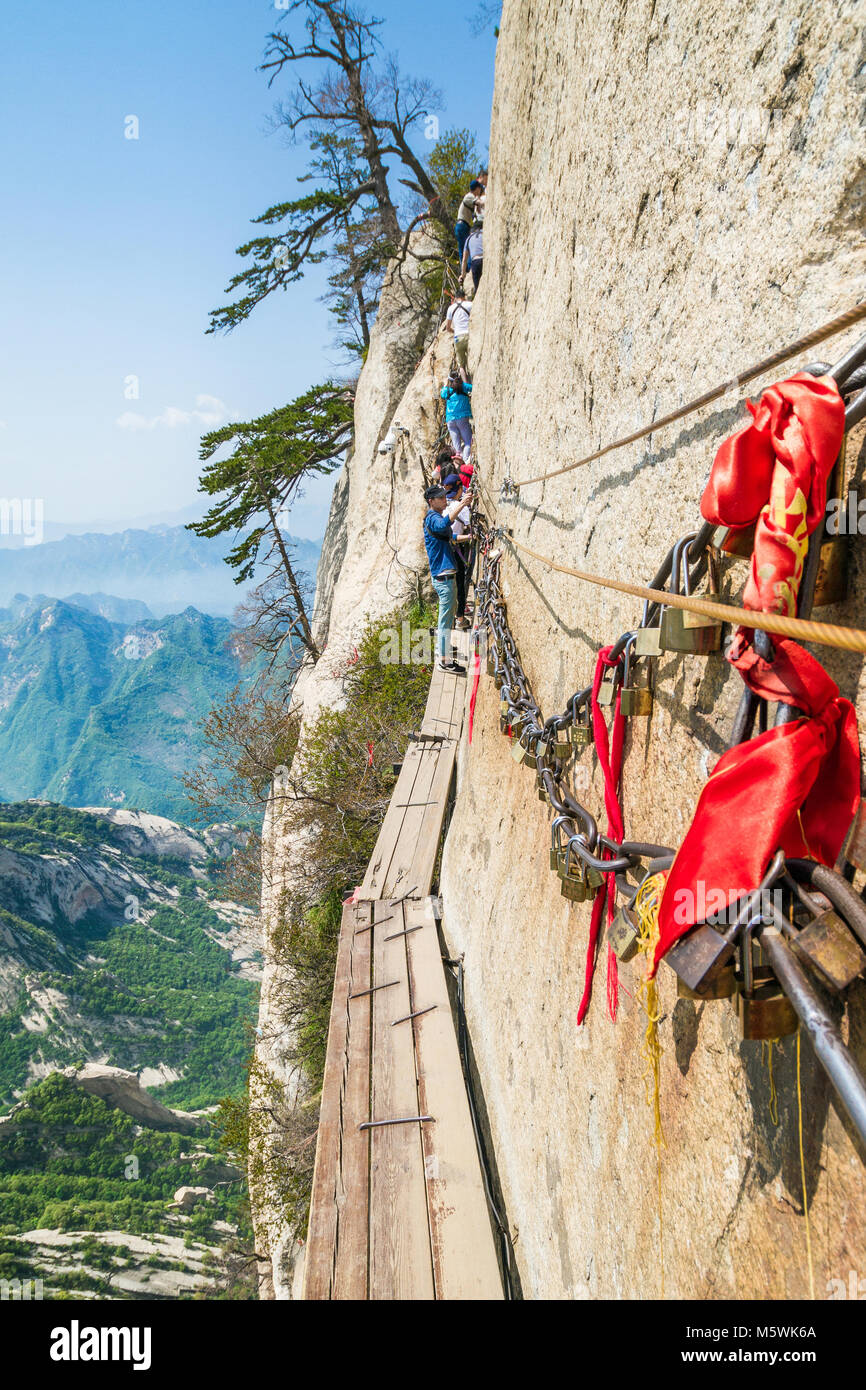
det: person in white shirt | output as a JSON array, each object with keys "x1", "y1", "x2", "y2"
[{"x1": 441, "y1": 292, "x2": 472, "y2": 381}]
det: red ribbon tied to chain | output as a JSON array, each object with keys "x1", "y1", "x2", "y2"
[
  {"x1": 700, "y1": 372, "x2": 845, "y2": 615},
  {"x1": 577, "y1": 646, "x2": 626, "y2": 1024},
  {"x1": 654, "y1": 636, "x2": 860, "y2": 974}
]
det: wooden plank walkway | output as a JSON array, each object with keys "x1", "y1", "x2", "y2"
[{"x1": 303, "y1": 643, "x2": 503, "y2": 1300}]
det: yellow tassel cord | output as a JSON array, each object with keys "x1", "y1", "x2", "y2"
[
  {"x1": 762, "y1": 1040, "x2": 780, "y2": 1126},
  {"x1": 796, "y1": 1032, "x2": 815, "y2": 1300},
  {"x1": 634, "y1": 872, "x2": 666, "y2": 1298}
]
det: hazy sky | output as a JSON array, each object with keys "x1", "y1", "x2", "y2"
[{"x1": 1, "y1": 1, "x2": 496, "y2": 540}]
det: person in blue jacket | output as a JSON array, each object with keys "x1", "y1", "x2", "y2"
[
  {"x1": 423, "y1": 484, "x2": 468, "y2": 671},
  {"x1": 440, "y1": 370, "x2": 473, "y2": 463}
]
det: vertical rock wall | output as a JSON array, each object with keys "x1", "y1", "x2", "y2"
[
  {"x1": 439, "y1": 0, "x2": 866, "y2": 1298},
  {"x1": 251, "y1": 242, "x2": 452, "y2": 1297}
]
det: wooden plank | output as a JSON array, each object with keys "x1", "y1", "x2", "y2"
[
  {"x1": 405, "y1": 899, "x2": 503, "y2": 1300},
  {"x1": 303, "y1": 899, "x2": 372, "y2": 1299},
  {"x1": 359, "y1": 742, "x2": 427, "y2": 898},
  {"x1": 369, "y1": 900, "x2": 435, "y2": 1299}
]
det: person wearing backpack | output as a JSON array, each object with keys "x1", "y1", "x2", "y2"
[
  {"x1": 441, "y1": 291, "x2": 472, "y2": 381},
  {"x1": 440, "y1": 370, "x2": 473, "y2": 463},
  {"x1": 455, "y1": 180, "x2": 483, "y2": 263}
]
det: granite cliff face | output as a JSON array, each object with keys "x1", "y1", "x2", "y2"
[{"x1": 255, "y1": 0, "x2": 866, "y2": 1299}]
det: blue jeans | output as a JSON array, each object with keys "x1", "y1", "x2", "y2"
[
  {"x1": 432, "y1": 573, "x2": 457, "y2": 660},
  {"x1": 455, "y1": 220, "x2": 470, "y2": 261}
]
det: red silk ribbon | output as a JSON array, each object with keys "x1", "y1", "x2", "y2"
[
  {"x1": 700, "y1": 372, "x2": 844, "y2": 616},
  {"x1": 577, "y1": 646, "x2": 626, "y2": 1024},
  {"x1": 653, "y1": 638, "x2": 860, "y2": 972},
  {"x1": 468, "y1": 649, "x2": 481, "y2": 743}
]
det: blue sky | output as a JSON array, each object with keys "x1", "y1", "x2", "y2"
[{"x1": 0, "y1": 1, "x2": 496, "y2": 540}]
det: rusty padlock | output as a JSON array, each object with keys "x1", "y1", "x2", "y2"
[
  {"x1": 790, "y1": 886, "x2": 866, "y2": 992},
  {"x1": 736, "y1": 966, "x2": 798, "y2": 1041},
  {"x1": 658, "y1": 533, "x2": 722, "y2": 655},
  {"x1": 663, "y1": 852, "x2": 786, "y2": 993}
]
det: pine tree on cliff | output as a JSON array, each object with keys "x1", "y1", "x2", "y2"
[
  {"x1": 189, "y1": 382, "x2": 354, "y2": 666},
  {"x1": 208, "y1": 0, "x2": 448, "y2": 341}
]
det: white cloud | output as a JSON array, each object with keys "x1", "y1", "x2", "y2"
[{"x1": 116, "y1": 394, "x2": 235, "y2": 432}]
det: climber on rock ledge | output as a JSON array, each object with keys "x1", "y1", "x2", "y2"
[{"x1": 423, "y1": 483, "x2": 469, "y2": 672}]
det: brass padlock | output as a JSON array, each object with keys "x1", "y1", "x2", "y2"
[
  {"x1": 619, "y1": 637, "x2": 653, "y2": 718},
  {"x1": 608, "y1": 904, "x2": 640, "y2": 961},
  {"x1": 558, "y1": 839, "x2": 589, "y2": 903},
  {"x1": 791, "y1": 892, "x2": 866, "y2": 992},
  {"x1": 658, "y1": 532, "x2": 722, "y2": 655},
  {"x1": 569, "y1": 691, "x2": 594, "y2": 749},
  {"x1": 634, "y1": 624, "x2": 662, "y2": 658},
  {"x1": 510, "y1": 729, "x2": 536, "y2": 766},
  {"x1": 597, "y1": 674, "x2": 618, "y2": 707},
  {"x1": 550, "y1": 817, "x2": 572, "y2": 872}
]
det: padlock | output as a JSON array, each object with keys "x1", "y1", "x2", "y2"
[
  {"x1": 558, "y1": 839, "x2": 589, "y2": 903},
  {"x1": 663, "y1": 907, "x2": 743, "y2": 993},
  {"x1": 634, "y1": 624, "x2": 662, "y2": 658},
  {"x1": 510, "y1": 728, "x2": 536, "y2": 766},
  {"x1": 550, "y1": 818, "x2": 572, "y2": 871},
  {"x1": 619, "y1": 637, "x2": 653, "y2": 718},
  {"x1": 710, "y1": 522, "x2": 755, "y2": 559},
  {"x1": 658, "y1": 533, "x2": 722, "y2": 655},
  {"x1": 569, "y1": 691, "x2": 594, "y2": 749},
  {"x1": 676, "y1": 960, "x2": 737, "y2": 1000},
  {"x1": 791, "y1": 891, "x2": 866, "y2": 992},
  {"x1": 597, "y1": 673, "x2": 618, "y2": 707},
  {"x1": 736, "y1": 970, "x2": 798, "y2": 1040},
  {"x1": 486, "y1": 646, "x2": 496, "y2": 676},
  {"x1": 668, "y1": 851, "x2": 788, "y2": 993},
  {"x1": 608, "y1": 904, "x2": 640, "y2": 961}
]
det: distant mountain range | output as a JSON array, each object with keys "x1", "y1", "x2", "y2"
[
  {"x1": 0, "y1": 596, "x2": 242, "y2": 820},
  {"x1": 0, "y1": 523, "x2": 321, "y2": 619}
]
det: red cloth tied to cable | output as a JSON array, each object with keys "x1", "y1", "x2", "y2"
[
  {"x1": 577, "y1": 647, "x2": 625, "y2": 1024},
  {"x1": 652, "y1": 637, "x2": 860, "y2": 973},
  {"x1": 700, "y1": 372, "x2": 845, "y2": 616}
]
